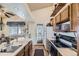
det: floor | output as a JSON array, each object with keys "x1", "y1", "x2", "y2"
[{"x1": 32, "y1": 43, "x2": 49, "y2": 56}]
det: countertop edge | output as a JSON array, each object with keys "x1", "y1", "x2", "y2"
[{"x1": 48, "y1": 39, "x2": 77, "y2": 56}]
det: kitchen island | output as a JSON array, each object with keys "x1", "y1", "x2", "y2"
[{"x1": 0, "y1": 38, "x2": 32, "y2": 56}]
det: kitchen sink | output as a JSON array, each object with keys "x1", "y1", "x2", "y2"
[{"x1": 0, "y1": 45, "x2": 22, "y2": 53}]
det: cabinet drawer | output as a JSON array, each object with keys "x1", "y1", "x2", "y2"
[{"x1": 61, "y1": 7, "x2": 69, "y2": 22}]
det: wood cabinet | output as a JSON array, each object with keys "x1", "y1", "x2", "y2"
[
  {"x1": 61, "y1": 7, "x2": 69, "y2": 22},
  {"x1": 52, "y1": 4, "x2": 78, "y2": 32},
  {"x1": 51, "y1": 3, "x2": 66, "y2": 16},
  {"x1": 16, "y1": 48, "x2": 25, "y2": 56},
  {"x1": 55, "y1": 14, "x2": 61, "y2": 24},
  {"x1": 24, "y1": 45, "x2": 29, "y2": 56},
  {"x1": 70, "y1": 4, "x2": 77, "y2": 31},
  {"x1": 28, "y1": 41, "x2": 32, "y2": 56},
  {"x1": 73, "y1": 4, "x2": 79, "y2": 56},
  {"x1": 16, "y1": 41, "x2": 32, "y2": 56},
  {"x1": 52, "y1": 18, "x2": 56, "y2": 31}
]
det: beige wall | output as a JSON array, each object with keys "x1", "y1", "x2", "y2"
[
  {"x1": 32, "y1": 6, "x2": 53, "y2": 25},
  {"x1": 0, "y1": 18, "x2": 9, "y2": 36},
  {"x1": 30, "y1": 6, "x2": 53, "y2": 45},
  {"x1": 0, "y1": 16, "x2": 25, "y2": 37}
]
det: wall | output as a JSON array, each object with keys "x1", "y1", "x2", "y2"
[
  {"x1": 0, "y1": 4, "x2": 33, "y2": 37},
  {"x1": 30, "y1": 6, "x2": 53, "y2": 45},
  {"x1": 0, "y1": 18, "x2": 9, "y2": 36},
  {"x1": 0, "y1": 16, "x2": 25, "y2": 37},
  {"x1": 32, "y1": 6, "x2": 53, "y2": 25}
]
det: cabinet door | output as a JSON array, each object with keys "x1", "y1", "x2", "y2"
[
  {"x1": 70, "y1": 4, "x2": 77, "y2": 31},
  {"x1": 55, "y1": 14, "x2": 61, "y2": 24},
  {"x1": 52, "y1": 18, "x2": 56, "y2": 31},
  {"x1": 61, "y1": 7, "x2": 69, "y2": 22},
  {"x1": 28, "y1": 41, "x2": 32, "y2": 56},
  {"x1": 76, "y1": 3, "x2": 79, "y2": 56},
  {"x1": 24, "y1": 45, "x2": 29, "y2": 56},
  {"x1": 16, "y1": 48, "x2": 25, "y2": 56}
]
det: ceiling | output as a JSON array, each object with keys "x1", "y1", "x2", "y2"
[
  {"x1": 28, "y1": 3, "x2": 53, "y2": 11},
  {"x1": 0, "y1": 3, "x2": 32, "y2": 21}
]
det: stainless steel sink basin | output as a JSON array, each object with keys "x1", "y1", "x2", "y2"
[{"x1": 0, "y1": 45, "x2": 21, "y2": 53}]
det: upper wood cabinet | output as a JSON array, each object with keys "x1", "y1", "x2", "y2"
[
  {"x1": 52, "y1": 18, "x2": 56, "y2": 31},
  {"x1": 61, "y1": 7, "x2": 69, "y2": 22},
  {"x1": 51, "y1": 18, "x2": 54, "y2": 25},
  {"x1": 52, "y1": 4, "x2": 78, "y2": 32},
  {"x1": 70, "y1": 4, "x2": 77, "y2": 31},
  {"x1": 51, "y1": 3, "x2": 66, "y2": 16},
  {"x1": 55, "y1": 14, "x2": 61, "y2": 24}
]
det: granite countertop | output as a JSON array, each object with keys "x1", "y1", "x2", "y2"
[{"x1": 0, "y1": 38, "x2": 31, "y2": 56}]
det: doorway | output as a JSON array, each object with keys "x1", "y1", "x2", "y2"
[{"x1": 36, "y1": 24, "x2": 44, "y2": 44}]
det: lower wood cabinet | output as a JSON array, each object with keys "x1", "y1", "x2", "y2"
[
  {"x1": 16, "y1": 41, "x2": 32, "y2": 56},
  {"x1": 16, "y1": 48, "x2": 25, "y2": 56},
  {"x1": 28, "y1": 41, "x2": 32, "y2": 56},
  {"x1": 24, "y1": 45, "x2": 29, "y2": 56}
]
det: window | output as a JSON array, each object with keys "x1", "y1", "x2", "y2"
[
  {"x1": 8, "y1": 22, "x2": 25, "y2": 37},
  {"x1": 9, "y1": 26, "x2": 18, "y2": 36}
]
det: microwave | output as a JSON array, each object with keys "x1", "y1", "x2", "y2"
[
  {"x1": 55, "y1": 21, "x2": 70, "y2": 31},
  {"x1": 61, "y1": 21, "x2": 70, "y2": 31}
]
